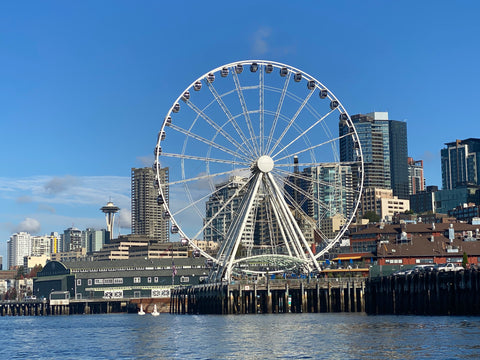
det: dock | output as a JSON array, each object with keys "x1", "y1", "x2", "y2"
[{"x1": 170, "y1": 278, "x2": 367, "y2": 314}]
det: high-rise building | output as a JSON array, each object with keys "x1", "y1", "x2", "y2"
[
  {"x1": 389, "y1": 119, "x2": 409, "y2": 199},
  {"x1": 204, "y1": 176, "x2": 255, "y2": 247},
  {"x1": 85, "y1": 228, "x2": 109, "y2": 253},
  {"x1": 441, "y1": 138, "x2": 480, "y2": 190},
  {"x1": 408, "y1": 157, "x2": 425, "y2": 195},
  {"x1": 340, "y1": 111, "x2": 409, "y2": 199},
  {"x1": 7, "y1": 232, "x2": 32, "y2": 269},
  {"x1": 64, "y1": 227, "x2": 83, "y2": 251},
  {"x1": 302, "y1": 164, "x2": 354, "y2": 221},
  {"x1": 31, "y1": 235, "x2": 52, "y2": 256},
  {"x1": 131, "y1": 167, "x2": 169, "y2": 242}
]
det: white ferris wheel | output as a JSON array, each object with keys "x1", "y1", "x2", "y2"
[{"x1": 154, "y1": 60, "x2": 364, "y2": 282}]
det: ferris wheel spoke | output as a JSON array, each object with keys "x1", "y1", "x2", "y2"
[
  {"x1": 192, "y1": 174, "x2": 254, "y2": 241},
  {"x1": 274, "y1": 167, "x2": 359, "y2": 195},
  {"x1": 279, "y1": 173, "x2": 333, "y2": 213},
  {"x1": 167, "y1": 167, "x2": 249, "y2": 186},
  {"x1": 259, "y1": 66, "x2": 265, "y2": 154},
  {"x1": 205, "y1": 81, "x2": 257, "y2": 156},
  {"x1": 268, "y1": 89, "x2": 314, "y2": 157},
  {"x1": 162, "y1": 152, "x2": 249, "y2": 167},
  {"x1": 232, "y1": 71, "x2": 260, "y2": 157},
  {"x1": 274, "y1": 132, "x2": 352, "y2": 163},
  {"x1": 265, "y1": 73, "x2": 291, "y2": 152},
  {"x1": 271, "y1": 109, "x2": 335, "y2": 159},
  {"x1": 168, "y1": 123, "x2": 251, "y2": 163},
  {"x1": 183, "y1": 99, "x2": 250, "y2": 158}
]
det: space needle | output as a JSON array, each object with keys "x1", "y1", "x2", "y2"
[{"x1": 100, "y1": 201, "x2": 120, "y2": 236}]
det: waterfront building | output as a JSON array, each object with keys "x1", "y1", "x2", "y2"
[
  {"x1": 407, "y1": 157, "x2": 425, "y2": 195},
  {"x1": 34, "y1": 257, "x2": 209, "y2": 300},
  {"x1": 359, "y1": 187, "x2": 410, "y2": 221},
  {"x1": 345, "y1": 222, "x2": 480, "y2": 270},
  {"x1": 441, "y1": 138, "x2": 480, "y2": 190},
  {"x1": 340, "y1": 112, "x2": 409, "y2": 199},
  {"x1": 131, "y1": 167, "x2": 170, "y2": 242},
  {"x1": 7, "y1": 232, "x2": 32, "y2": 269}
]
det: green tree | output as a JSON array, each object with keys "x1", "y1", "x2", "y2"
[
  {"x1": 404, "y1": 209, "x2": 414, "y2": 215},
  {"x1": 362, "y1": 211, "x2": 381, "y2": 223},
  {"x1": 462, "y1": 252, "x2": 469, "y2": 268}
]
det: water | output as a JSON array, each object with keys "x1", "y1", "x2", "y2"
[{"x1": 1, "y1": 313, "x2": 480, "y2": 359}]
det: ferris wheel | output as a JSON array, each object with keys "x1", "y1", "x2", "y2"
[{"x1": 154, "y1": 60, "x2": 364, "y2": 282}]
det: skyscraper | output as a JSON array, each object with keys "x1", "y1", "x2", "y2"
[
  {"x1": 131, "y1": 167, "x2": 169, "y2": 242},
  {"x1": 389, "y1": 119, "x2": 409, "y2": 199},
  {"x1": 407, "y1": 157, "x2": 425, "y2": 195},
  {"x1": 340, "y1": 112, "x2": 409, "y2": 199},
  {"x1": 441, "y1": 138, "x2": 480, "y2": 190},
  {"x1": 7, "y1": 232, "x2": 31, "y2": 269}
]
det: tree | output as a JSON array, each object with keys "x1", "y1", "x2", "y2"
[
  {"x1": 362, "y1": 211, "x2": 380, "y2": 223},
  {"x1": 462, "y1": 252, "x2": 469, "y2": 268},
  {"x1": 15, "y1": 266, "x2": 25, "y2": 280},
  {"x1": 27, "y1": 264, "x2": 43, "y2": 278},
  {"x1": 404, "y1": 209, "x2": 414, "y2": 215}
]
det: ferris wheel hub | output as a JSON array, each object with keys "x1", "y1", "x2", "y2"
[{"x1": 256, "y1": 155, "x2": 274, "y2": 173}]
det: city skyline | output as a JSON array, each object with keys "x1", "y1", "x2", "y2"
[{"x1": 1, "y1": 1, "x2": 480, "y2": 261}]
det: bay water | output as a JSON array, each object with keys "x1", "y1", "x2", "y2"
[{"x1": 1, "y1": 313, "x2": 480, "y2": 359}]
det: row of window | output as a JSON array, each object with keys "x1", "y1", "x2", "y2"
[
  {"x1": 72, "y1": 265, "x2": 203, "y2": 274},
  {"x1": 76, "y1": 276, "x2": 203, "y2": 286}
]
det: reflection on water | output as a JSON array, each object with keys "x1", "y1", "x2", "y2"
[{"x1": 2, "y1": 313, "x2": 480, "y2": 359}]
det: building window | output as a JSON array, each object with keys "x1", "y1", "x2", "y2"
[
  {"x1": 88, "y1": 279, "x2": 92, "y2": 286},
  {"x1": 154, "y1": 277, "x2": 158, "y2": 283},
  {"x1": 385, "y1": 259, "x2": 402, "y2": 264},
  {"x1": 180, "y1": 276, "x2": 189, "y2": 283},
  {"x1": 114, "y1": 278, "x2": 123, "y2": 284},
  {"x1": 104, "y1": 278, "x2": 113, "y2": 285},
  {"x1": 76, "y1": 279, "x2": 81, "y2": 286},
  {"x1": 95, "y1": 279, "x2": 103, "y2": 285},
  {"x1": 148, "y1": 277, "x2": 152, "y2": 283},
  {"x1": 133, "y1": 277, "x2": 141, "y2": 284}
]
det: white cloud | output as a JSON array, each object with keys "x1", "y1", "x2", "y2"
[
  {"x1": 117, "y1": 209, "x2": 131, "y2": 230},
  {"x1": 15, "y1": 217, "x2": 41, "y2": 234},
  {"x1": 252, "y1": 27, "x2": 271, "y2": 56}
]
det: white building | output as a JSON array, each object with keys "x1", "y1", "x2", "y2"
[{"x1": 8, "y1": 232, "x2": 32, "y2": 269}]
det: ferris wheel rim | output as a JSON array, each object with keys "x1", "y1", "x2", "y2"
[{"x1": 154, "y1": 59, "x2": 364, "y2": 274}]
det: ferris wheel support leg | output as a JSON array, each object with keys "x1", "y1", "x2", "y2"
[
  {"x1": 215, "y1": 174, "x2": 263, "y2": 282},
  {"x1": 267, "y1": 173, "x2": 322, "y2": 273}
]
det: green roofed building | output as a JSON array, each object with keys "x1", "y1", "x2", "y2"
[{"x1": 34, "y1": 257, "x2": 210, "y2": 301}]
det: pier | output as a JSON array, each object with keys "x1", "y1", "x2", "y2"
[
  {"x1": 0, "y1": 299, "x2": 130, "y2": 316},
  {"x1": 170, "y1": 278, "x2": 367, "y2": 314},
  {"x1": 365, "y1": 269, "x2": 480, "y2": 315}
]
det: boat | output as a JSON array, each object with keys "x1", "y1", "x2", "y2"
[
  {"x1": 138, "y1": 304, "x2": 145, "y2": 316},
  {"x1": 151, "y1": 304, "x2": 159, "y2": 316}
]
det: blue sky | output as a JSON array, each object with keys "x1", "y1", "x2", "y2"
[{"x1": 1, "y1": 1, "x2": 479, "y2": 263}]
